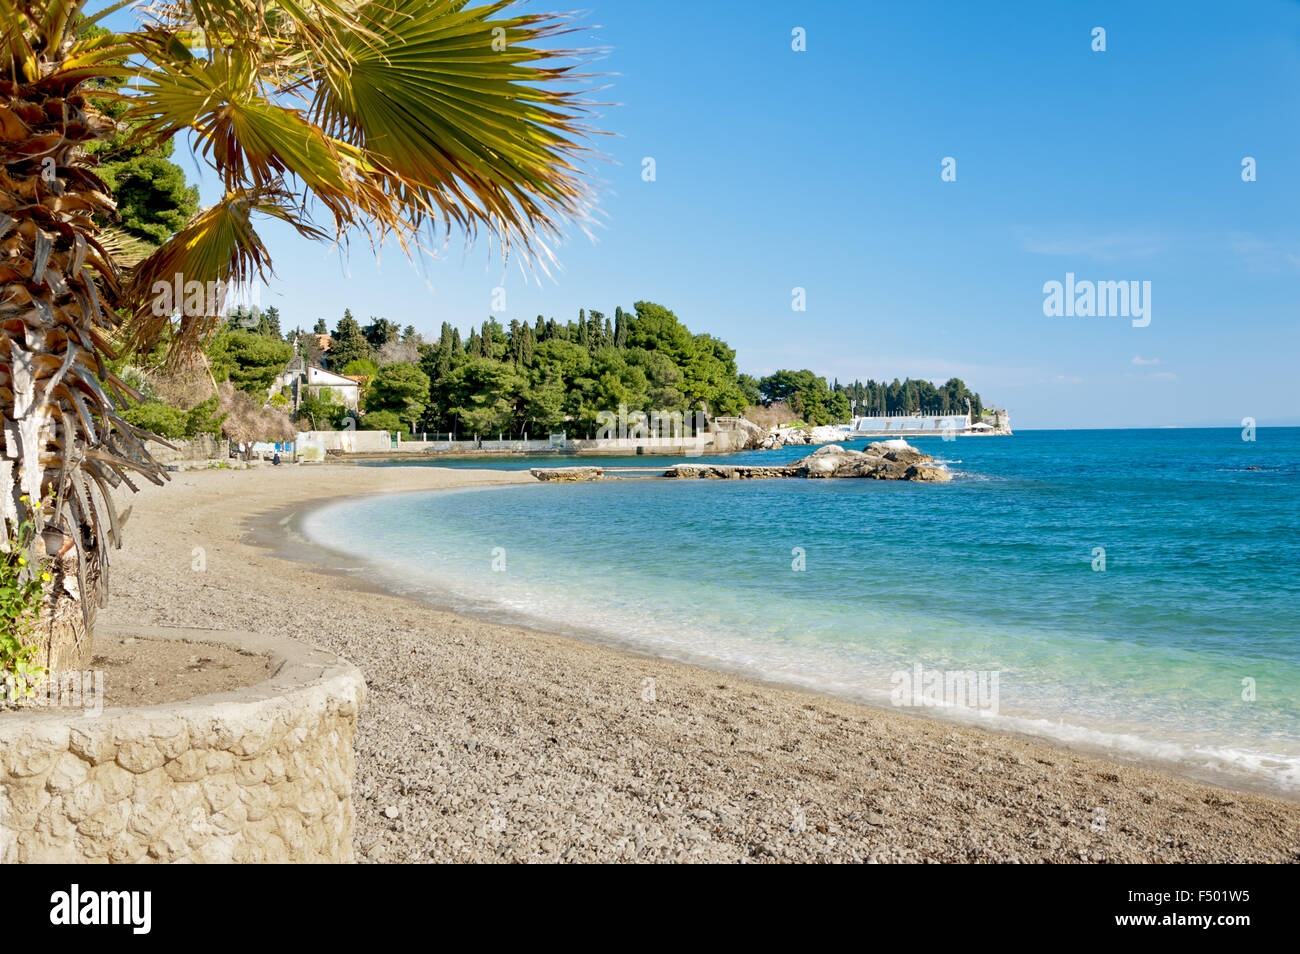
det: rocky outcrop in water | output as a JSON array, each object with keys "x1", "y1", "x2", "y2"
[
  {"x1": 529, "y1": 466, "x2": 604, "y2": 482},
  {"x1": 663, "y1": 441, "x2": 951, "y2": 482},
  {"x1": 661, "y1": 464, "x2": 799, "y2": 479},
  {"x1": 528, "y1": 442, "x2": 951, "y2": 483},
  {"x1": 795, "y1": 442, "x2": 950, "y2": 481}
]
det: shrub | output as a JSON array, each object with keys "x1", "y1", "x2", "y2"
[
  {"x1": 359, "y1": 410, "x2": 401, "y2": 431},
  {"x1": 122, "y1": 401, "x2": 187, "y2": 439},
  {"x1": 184, "y1": 396, "x2": 225, "y2": 439},
  {"x1": 1, "y1": 506, "x2": 49, "y2": 701}
]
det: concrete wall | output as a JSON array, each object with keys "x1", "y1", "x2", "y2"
[
  {"x1": 374, "y1": 435, "x2": 715, "y2": 457},
  {"x1": 399, "y1": 438, "x2": 559, "y2": 454},
  {"x1": 297, "y1": 430, "x2": 392, "y2": 459},
  {"x1": 0, "y1": 626, "x2": 365, "y2": 864},
  {"x1": 144, "y1": 434, "x2": 224, "y2": 465}
]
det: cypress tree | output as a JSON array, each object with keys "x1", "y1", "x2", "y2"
[{"x1": 614, "y1": 306, "x2": 628, "y2": 348}]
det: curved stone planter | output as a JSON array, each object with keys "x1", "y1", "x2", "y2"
[{"x1": 0, "y1": 625, "x2": 365, "y2": 863}]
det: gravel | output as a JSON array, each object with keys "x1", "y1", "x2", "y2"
[{"x1": 99, "y1": 464, "x2": 1300, "y2": 863}]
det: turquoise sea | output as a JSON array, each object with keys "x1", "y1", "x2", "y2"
[{"x1": 303, "y1": 429, "x2": 1300, "y2": 793}]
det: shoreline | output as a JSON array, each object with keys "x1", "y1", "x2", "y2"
[
  {"x1": 281, "y1": 482, "x2": 1297, "y2": 803},
  {"x1": 102, "y1": 464, "x2": 1300, "y2": 862}
]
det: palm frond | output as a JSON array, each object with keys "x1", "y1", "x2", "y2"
[
  {"x1": 310, "y1": 0, "x2": 602, "y2": 264},
  {"x1": 120, "y1": 186, "x2": 324, "y2": 357},
  {"x1": 120, "y1": 46, "x2": 403, "y2": 235}
]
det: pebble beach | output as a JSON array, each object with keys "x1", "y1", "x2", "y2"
[{"x1": 101, "y1": 464, "x2": 1300, "y2": 863}]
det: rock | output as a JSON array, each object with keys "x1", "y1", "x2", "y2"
[
  {"x1": 384, "y1": 805, "x2": 400, "y2": 819},
  {"x1": 800, "y1": 455, "x2": 844, "y2": 478},
  {"x1": 835, "y1": 457, "x2": 911, "y2": 480},
  {"x1": 864, "y1": 440, "x2": 927, "y2": 464},
  {"x1": 663, "y1": 441, "x2": 950, "y2": 483},
  {"x1": 905, "y1": 464, "x2": 951, "y2": 482},
  {"x1": 663, "y1": 464, "x2": 798, "y2": 479},
  {"x1": 789, "y1": 441, "x2": 949, "y2": 481},
  {"x1": 530, "y1": 467, "x2": 603, "y2": 482}
]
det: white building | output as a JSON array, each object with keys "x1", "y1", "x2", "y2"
[{"x1": 274, "y1": 357, "x2": 361, "y2": 413}]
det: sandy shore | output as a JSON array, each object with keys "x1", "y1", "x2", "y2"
[{"x1": 100, "y1": 463, "x2": 1300, "y2": 863}]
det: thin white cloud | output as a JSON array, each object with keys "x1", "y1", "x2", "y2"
[
  {"x1": 1131, "y1": 355, "x2": 1160, "y2": 366},
  {"x1": 1016, "y1": 228, "x2": 1166, "y2": 262},
  {"x1": 1228, "y1": 232, "x2": 1300, "y2": 273}
]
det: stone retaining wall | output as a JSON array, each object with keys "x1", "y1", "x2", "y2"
[{"x1": 0, "y1": 626, "x2": 365, "y2": 863}]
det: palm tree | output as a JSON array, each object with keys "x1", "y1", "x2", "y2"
[{"x1": 0, "y1": 0, "x2": 597, "y2": 671}]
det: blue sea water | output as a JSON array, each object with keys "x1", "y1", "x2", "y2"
[{"x1": 305, "y1": 429, "x2": 1300, "y2": 793}]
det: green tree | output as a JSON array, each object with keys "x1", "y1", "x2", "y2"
[
  {"x1": 79, "y1": 23, "x2": 199, "y2": 247},
  {"x1": 446, "y1": 358, "x2": 526, "y2": 436},
  {"x1": 121, "y1": 403, "x2": 187, "y2": 439},
  {"x1": 362, "y1": 317, "x2": 402, "y2": 348},
  {"x1": 366, "y1": 363, "x2": 431, "y2": 433},
  {"x1": 184, "y1": 396, "x2": 226, "y2": 438},
  {"x1": 295, "y1": 391, "x2": 348, "y2": 431},
  {"x1": 360, "y1": 410, "x2": 402, "y2": 431},
  {"x1": 255, "y1": 306, "x2": 282, "y2": 340},
  {"x1": 627, "y1": 301, "x2": 696, "y2": 367},
  {"x1": 208, "y1": 329, "x2": 294, "y2": 395},
  {"x1": 737, "y1": 374, "x2": 762, "y2": 407},
  {"x1": 522, "y1": 369, "x2": 566, "y2": 432},
  {"x1": 330, "y1": 310, "x2": 372, "y2": 370},
  {"x1": 759, "y1": 369, "x2": 835, "y2": 424}
]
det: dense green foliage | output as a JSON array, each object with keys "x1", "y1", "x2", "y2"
[
  {"x1": 328, "y1": 310, "x2": 373, "y2": 371},
  {"x1": 411, "y1": 302, "x2": 750, "y2": 436},
  {"x1": 833, "y1": 377, "x2": 985, "y2": 418},
  {"x1": 359, "y1": 409, "x2": 402, "y2": 431},
  {"x1": 365, "y1": 363, "x2": 430, "y2": 433},
  {"x1": 208, "y1": 300, "x2": 993, "y2": 438},
  {"x1": 296, "y1": 390, "x2": 350, "y2": 430},
  {"x1": 208, "y1": 327, "x2": 294, "y2": 395},
  {"x1": 121, "y1": 396, "x2": 225, "y2": 441},
  {"x1": 758, "y1": 371, "x2": 985, "y2": 424}
]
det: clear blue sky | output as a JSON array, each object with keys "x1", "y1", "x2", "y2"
[{"x1": 111, "y1": 0, "x2": 1300, "y2": 428}]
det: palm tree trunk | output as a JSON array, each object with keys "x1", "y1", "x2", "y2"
[
  {"x1": 33, "y1": 574, "x2": 101, "y2": 672},
  {"x1": 2, "y1": 78, "x2": 166, "y2": 676}
]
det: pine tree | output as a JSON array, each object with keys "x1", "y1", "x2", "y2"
[
  {"x1": 330, "y1": 309, "x2": 372, "y2": 369},
  {"x1": 256, "y1": 305, "x2": 282, "y2": 339}
]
